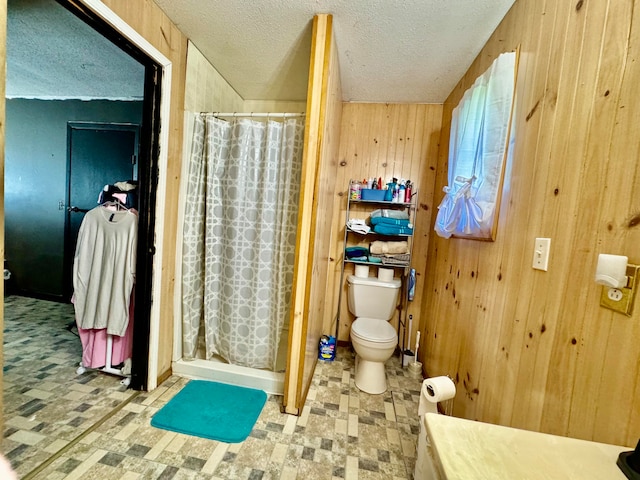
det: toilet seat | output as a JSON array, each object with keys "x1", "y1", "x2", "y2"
[{"x1": 351, "y1": 317, "x2": 396, "y2": 343}]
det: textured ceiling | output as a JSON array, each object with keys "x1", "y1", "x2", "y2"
[
  {"x1": 7, "y1": 0, "x2": 516, "y2": 104},
  {"x1": 7, "y1": 0, "x2": 145, "y2": 100},
  {"x1": 153, "y1": 0, "x2": 516, "y2": 103}
]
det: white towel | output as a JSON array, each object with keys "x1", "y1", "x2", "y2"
[{"x1": 347, "y1": 219, "x2": 370, "y2": 234}]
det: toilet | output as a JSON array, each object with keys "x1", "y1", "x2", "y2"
[{"x1": 347, "y1": 273, "x2": 401, "y2": 394}]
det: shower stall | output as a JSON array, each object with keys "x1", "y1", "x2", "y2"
[{"x1": 173, "y1": 111, "x2": 305, "y2": 394}]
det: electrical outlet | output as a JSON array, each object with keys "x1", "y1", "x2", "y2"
[
  {"x1": 599, "y1": 264, "x2": 640, "y2": 316},
  {"x1": 607, "y1": 288, "x2": 623, "y2": 301},
  {"x1": 600, "y1": 286, "x2": 634, "y2": 315},
  {"x1": 532, "y1": 238, "x2": 551, "y2": 271}
]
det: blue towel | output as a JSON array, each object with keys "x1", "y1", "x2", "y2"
[
  {"x1": 370, "y1": 216, "x2": 411, "y2": 227},
  {"x1": 372, "y1": 224, "x2": 414, "y2": 235},
  {"x1": 345, "y1": 246, "x2": 369, "y2": 258}
]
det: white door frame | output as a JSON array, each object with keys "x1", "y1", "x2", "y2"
[{"x1": 77, "y1": 0, "x2": 172, "y2": 390}]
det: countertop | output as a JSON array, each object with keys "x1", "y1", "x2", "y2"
[{"x1": 424, "y1": 413, "x2": 630, "y2": 479}]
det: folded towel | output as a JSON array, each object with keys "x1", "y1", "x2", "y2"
[
  {"x1": 347, "y1": 219, "x2": 371, "y2": 234},
  {"x1": 345, "y1": 246, "x2": 369, "y2": 258},
  {"x1": 369, "y1": 216, "x2": 411, "y2": 227},
  {"x1": 370, "y1": 240, "x2": 410, "y2": 255},
  {"x1": 370, "y1": 209, "x2": 410, "y2": 220},
  {"x1": 372, "y1": 224, "x2": 414, "y2": 236},
  {"x1": 348, "y1": 218, "x2": 367, "y2": 226}
]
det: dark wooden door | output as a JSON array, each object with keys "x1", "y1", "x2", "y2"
[{"x1": 63, "y1": 122, "x2": 139, "y2": 299}]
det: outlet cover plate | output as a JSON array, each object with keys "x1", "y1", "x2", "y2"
[
  {"x1": 600, "y1": 286, "x2": 634, "y2": 315},
  {"x1": 599, "y1": 264, "x2": 639, "y2": 316},
  {"x1": 532, "y1": 238, "x2": 551, "y2": 271}
]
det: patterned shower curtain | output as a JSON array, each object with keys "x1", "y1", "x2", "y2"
[{"x1": 181, "y1": 115, "x2": 304, "y2": 369}]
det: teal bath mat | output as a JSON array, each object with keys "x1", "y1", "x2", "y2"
[{"x1": 150, "y1": 380, "x2": 267, "y2": 443}]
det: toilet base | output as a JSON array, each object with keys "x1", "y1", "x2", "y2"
[{"x1": 354, "y1": 355, "x2": 388, "y2": 394}]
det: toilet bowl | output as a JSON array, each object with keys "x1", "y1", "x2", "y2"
[
  {"x1": 347, "y1": 274, "x2": 401, "y2": 394},
  {"x1": 351, "y1": 317, "x2": 397, "y2": 393}
]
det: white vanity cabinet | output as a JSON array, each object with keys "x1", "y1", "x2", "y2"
[{"x1": 415, "y1": 413, "x2": 629, "y2": 480}]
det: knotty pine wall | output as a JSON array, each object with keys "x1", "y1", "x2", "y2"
[
  {"x1": 329, "y1": 103, "x2": 442, "y2": 345},
  {"x1": 422, "y1": 0, "x2": 640, "y2": 447}
]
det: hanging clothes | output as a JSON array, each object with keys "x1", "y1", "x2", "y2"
[
  {"x1": 77, "y1": 287, "x2": 135, "y2": 369},
  {"x1": 73, "y1": 205, "x2": 137, "y2": 337}
]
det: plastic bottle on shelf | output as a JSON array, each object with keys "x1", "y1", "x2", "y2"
[
  {"x1": 349, "y1": 180, "x2": 361, "y2": 200},
  {"x1": 405, "y1": 180, "x2": 412, "y2": 203},
  {"x1": 393, "y1": 183, "x2": 401, "y2": 203},
  {"x1": 385, "y1": 180, "x2": 395, "y2": 201}
]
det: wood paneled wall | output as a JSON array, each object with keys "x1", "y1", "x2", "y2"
[
  {"x1": 329, "y1": 103, "x2": 442, "y2": 344},
  {"x1": 101, "y1": 0, "x2": 188, "y2": 382},
  {"x1": 423, "y1": 0, "x2": 640, "y2": 447}
]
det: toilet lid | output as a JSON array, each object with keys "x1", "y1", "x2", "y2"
[{"x1": 351, "y1": 317, "x2": 397, "y2": 343}]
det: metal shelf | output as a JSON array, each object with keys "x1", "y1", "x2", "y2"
[{"x1": 335, "y1": 180, "x2": 418, "y2": 352}]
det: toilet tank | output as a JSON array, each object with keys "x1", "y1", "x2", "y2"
[{"x1": 347, "y1": 275, "x2": 402, "y2": 320}]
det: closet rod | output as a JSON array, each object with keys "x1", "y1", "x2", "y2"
[{"x1": 205, "y1": 112, "x2": 305, "y2": 118}]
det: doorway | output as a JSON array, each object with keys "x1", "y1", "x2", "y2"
[
  {"x1": 3, "y1": 0, "x2": 167, "y2": 474},
  {"x1": 5, "y1": 0, "x2": 163, "y2": 389},
  {"x1": 53, "y1": 0, "x2": 164, "y2": 392}
]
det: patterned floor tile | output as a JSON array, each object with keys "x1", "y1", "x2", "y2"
[{"x1": 4, "y1": 296, "x2": 424, "y2": 479}]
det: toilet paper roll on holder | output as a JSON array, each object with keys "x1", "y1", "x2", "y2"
[
  {"x1": 420, "y1": 375, "x2": 456, "y2": 416},
  {"x1": 424, "y1": 375, "x2": 454, "y2": 399}
]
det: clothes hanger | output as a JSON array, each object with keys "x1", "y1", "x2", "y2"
[{"x1": 101, "y1": 199, "x2": 130, "y2": 213}]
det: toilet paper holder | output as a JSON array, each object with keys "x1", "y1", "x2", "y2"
[{"x1": 594, "y1": 254, "x2": 639, "y2": 316}]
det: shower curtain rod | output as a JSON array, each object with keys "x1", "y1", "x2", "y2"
[{"x1": 205, "y1": 112, "x2": 305, "y2": 118}]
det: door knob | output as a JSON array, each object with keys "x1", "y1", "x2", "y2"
[{"x1": 68, "y1": 206, "x2": 90, "y2": 213}]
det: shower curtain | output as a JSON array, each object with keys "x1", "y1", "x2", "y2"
[{"x1": 181, "y1": 115, "x2": 304, "y2": 369}]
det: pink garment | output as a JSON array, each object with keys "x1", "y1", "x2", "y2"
[
  {"x1": 76, "y1": 288, "x2": 135, "y2": 369},
  {"x1": 112, "y1": 192, "x2": 128, "y2": 204}
]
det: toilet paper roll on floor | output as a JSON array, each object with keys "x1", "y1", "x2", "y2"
[{"x1": 419, "y1": 376, "x2": 456, "y2": 416}]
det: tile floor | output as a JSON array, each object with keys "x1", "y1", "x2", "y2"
[{"x1": 4, "y1": 296, "x2": 424, "y2": 479}]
